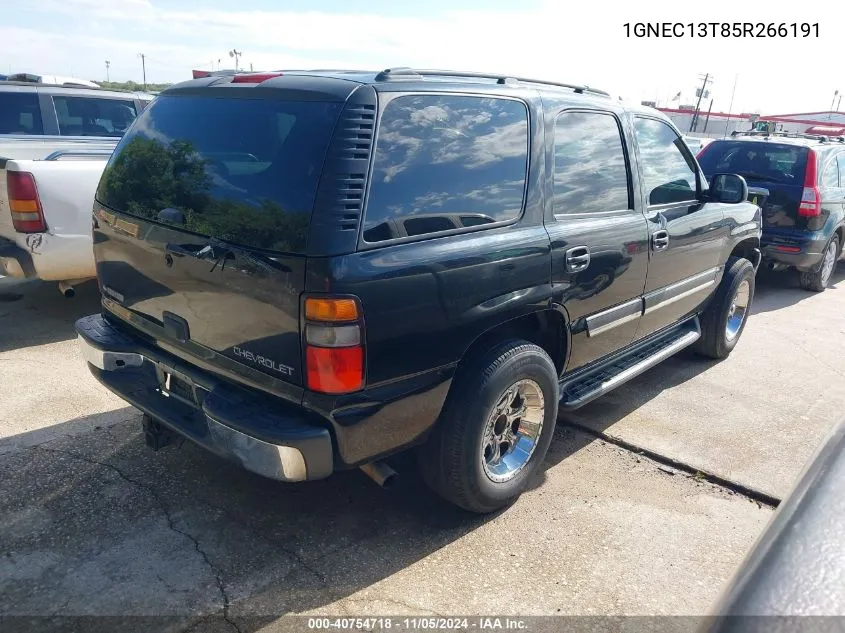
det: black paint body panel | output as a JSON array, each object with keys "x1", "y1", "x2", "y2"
[{"x1": 85, "y1": 72, "x2": 761, "y2": 469}]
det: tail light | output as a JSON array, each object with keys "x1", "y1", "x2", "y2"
[
  {"x1": 798, "y1": 149, "x2": 822, "y2": 217},
  {"x1": 7, "y1": 171, "x2": 47, "y2": 233},
  {"x1": 696, "y1": 142, "x2": 714, "y2": 161},
  {"x1": 304, "y1": 296, "x2": 364, "y2": 394}
]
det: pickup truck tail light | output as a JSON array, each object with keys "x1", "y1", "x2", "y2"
[
  {"x1": 798, "y1": 149, "x2": 822, "y2": 217},
  {"x1": 7, "y1": 171, "x2": 47, "y2": 233},
  {"x1": 304, "y1": 296, "x2": 364, "y2": 394}
]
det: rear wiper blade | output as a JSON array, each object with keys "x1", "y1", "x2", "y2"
[
  {"x1": 738, "y1": 172, "x2": 781, "y2": 182},
  {"x1": 206, "y1": 238, "x2": 291, "y2": 274}
]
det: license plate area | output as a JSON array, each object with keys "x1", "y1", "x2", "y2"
[{"x1": 155, "y1": 364, "x2": 199, "y2": 408}]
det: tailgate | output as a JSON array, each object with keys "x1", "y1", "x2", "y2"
[
  {"x1": 93, "y1": 92, "x2": 344, "y2": 388},
  {"x1": 6, "y1": 157, "x2": 110, "y2": 236},
  {"x1": 94, "y1": 211, "x2": 307, "y2": 384},
  {"x1": 748, "y1": 181, "x2": 805, "y2": 229}
]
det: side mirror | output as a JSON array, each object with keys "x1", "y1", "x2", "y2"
[{"x1": 708, "y1": 173, "x2": 748, "y2": 204}]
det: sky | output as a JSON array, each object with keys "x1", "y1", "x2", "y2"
[{"x1": 1, "y1": 0, "x2": 840, "y2": 116}]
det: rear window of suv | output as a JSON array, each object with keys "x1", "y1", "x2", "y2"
[
  {"x1": 363, "y1": 95, "x2": 529, "y2": 243},
  {"x1": 97, "y1": 95, "x2": 342, "y2": 254},
  {"x1": 698, "y1": 141, "x2": 808, "y2": 184}
]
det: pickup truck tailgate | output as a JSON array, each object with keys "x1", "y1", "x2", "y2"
[{"x1": 0, "y1": 157, "x2": 111, "y2": 280}]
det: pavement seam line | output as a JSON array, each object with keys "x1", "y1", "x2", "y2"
[
  {"x1": 559, "y1": 423, "x2": 782, "y2": 508},
  {"x1": 33, "y1": 445, "x2": 244, "y2": 633}
]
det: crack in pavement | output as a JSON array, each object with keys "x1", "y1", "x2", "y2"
[
  {"x1": 189, "y1": 495, "x2": 332, "y2": 584},
  {"x1": 34, "y1": 445, "x2": 244, "y2": 633}
]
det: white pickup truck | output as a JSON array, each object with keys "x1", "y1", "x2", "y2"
[{"x1": 0, "y1": 82, "x2": 152, "y2": 296}]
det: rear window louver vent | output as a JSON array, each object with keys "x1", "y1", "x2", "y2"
[
  {"x1": 340, "y1": 105, "x2": 375, "y2": 161},
  {"x1": 337, "y1": 173, "x2": 366, "y2": 230},
  {"x1": 308, "y1": 86, "x2": 378, "y2": 256},
  {"x1": 328, "y1": 103, "x2": 375, "y2": 232}
]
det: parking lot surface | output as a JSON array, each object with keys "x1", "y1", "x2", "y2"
[
  {"x1": 0, "y1": 265, "x2": 842, "y2": 625},
  {"x1": 565, "y1": 264, "x2": 845, "y2": 500}
]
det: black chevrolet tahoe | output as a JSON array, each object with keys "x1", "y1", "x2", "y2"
[{"x1": 77, "y1": 68, "x2": 762, "y2": 513}]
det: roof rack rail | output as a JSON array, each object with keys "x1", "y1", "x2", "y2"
[
  {"x1": 373, "y1": 67, "x2": 610, "y2": 97},
  {"x1": 731, "y1": 130, "x2": 833, "y2": 143}
]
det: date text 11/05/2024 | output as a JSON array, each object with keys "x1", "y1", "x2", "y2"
[
  {"x1": 624, "y1": 22, "x2": 819, "y2": 38},
  {"x1": 307, "y1": 618, "x2": 528, "y2": 630}
]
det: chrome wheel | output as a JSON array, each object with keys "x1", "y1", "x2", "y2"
[
  {"x1": 725, "y1": 279, "x2": 750, "y2": 342},
  {"x1": 820, "y1": 240, "x2": 837, "y2": 286},
  {"x1": 480, "y1": 379, "x2": 545, "y2": 483}
]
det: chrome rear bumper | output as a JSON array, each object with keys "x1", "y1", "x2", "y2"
[{"x1": 76, "y1": 316, "x2": 333, "y2": 482}]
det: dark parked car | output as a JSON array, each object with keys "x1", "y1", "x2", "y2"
[
  {"x1": 76, "y1": 69, "x2": 761, "y2": 512},
  {"x1": 698, "y1": 133, "x2": 845, "y2": 291}
]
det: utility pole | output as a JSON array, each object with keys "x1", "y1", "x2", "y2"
[
  {"x1": 723, "y1": 74, "x2": 739, "y2": 138},
  {"x1": 702, "y1": 99, "x2": 714, "y2": 134},
  {"x1": 229, "y1": 49, "x2": 242, "y2": 71},
  {"x1": 105, "y1": 60, "x2": 110, "y2": 83},
  {"x1": 690, "y1": 73, "x2": 712, "y2": 133},
  {"x1": 138, "y1": 53, "x2": 147, "y2": 90}
]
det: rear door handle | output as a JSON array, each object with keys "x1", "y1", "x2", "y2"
[
  {"x1": 652, "y1": 230, "x2": 669, "y2": 251},
  {"x1": 565, "y1": 246, "x2": 591, "y2": 272}
]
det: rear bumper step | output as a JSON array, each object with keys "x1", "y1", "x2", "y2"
[
  {"x1": 560, "y1": 319, "x2": 701, "y2": 411},
  {"x1": 75, "y1": 313, "x2": 334, "y2": 482}
]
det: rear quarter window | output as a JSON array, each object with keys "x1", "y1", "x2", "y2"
[
  {"x1": 363, "y1": 94, "x2": 529, "y2": 244},
  {"x1": 0, "y1": 92, "x2": 44, "y2": 134},
  {"x1": 53, "y1": 96, "x2": 138, "y2": 137}
]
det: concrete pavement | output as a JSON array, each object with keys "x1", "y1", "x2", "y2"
[
  {"x1": 4, "y1": 265, "x2": 843, "y2": 625},
  {"x1": 563, "y1": 263, "x2": 845, "y2": 501}
]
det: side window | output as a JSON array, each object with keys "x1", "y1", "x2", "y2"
[
  {"x1": 0, "y1": 92, "x2": 44, "y2": 135},
  {"x1": 53, "y1": 96, "x2": 137, "y2": 137},
  {"x1": 553, "y1": 110, "x2": 631, "y2": 214},
  {"x1": 363, "y1": 95, "x2": 529, "y2": 244},
  {"x1": 634, "y1": 117, "x2": 699, "y2": 205},
  {"x1": 821, "y1": 155, "x2": 839, "y2": 188}
]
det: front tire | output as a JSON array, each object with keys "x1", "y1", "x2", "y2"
[
  {"x1": 799, "y1": 234, "x2": 839, "y2": 292},
  {"x1": 694, "y1": 257, "x2": 755, "y2": 360},
  {"x1": 419, "y1": 340, "x2": 559, "y2": 513}
]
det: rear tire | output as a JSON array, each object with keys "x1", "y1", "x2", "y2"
[
  {"x1": 419, "y1": 340, "x2": 559, "y2": 513},
  {"x1": 799, "y1": 234, "x2": 839, "y2": 292},
  {"x1": 694, "y1": 257, "x2": 755, "y2": 360}
]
